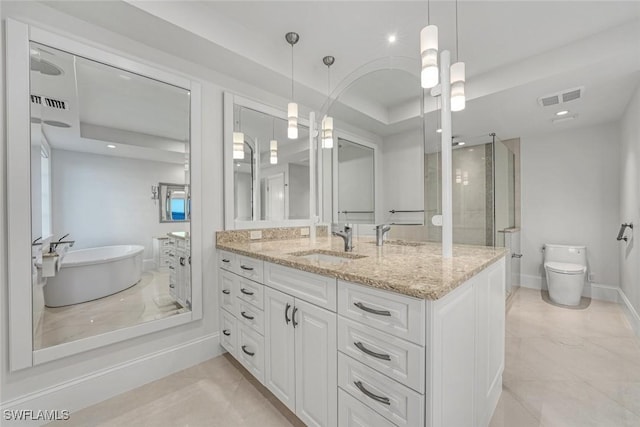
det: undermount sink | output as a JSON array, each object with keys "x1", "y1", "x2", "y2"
[{"x1": 290, "y1": 250, "x2": 367, "y2": 265}]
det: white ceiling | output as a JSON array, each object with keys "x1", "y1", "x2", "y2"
[{"x1": 43, "y1": 0, "x2": 640, "y2": 142}]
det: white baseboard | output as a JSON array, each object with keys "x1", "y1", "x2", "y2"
[
  {"x1": 519, "y1": 274, "x2": 619, "y2": 302},
  {"x1": 1, "y1": 333, "x2": 222, "y2": 426},
  {"x1": 619, "y1": 290, "x2": 640, "y2": 337}
]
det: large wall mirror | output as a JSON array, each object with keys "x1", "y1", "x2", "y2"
[
  {"x1": 224, "y1": 93, "x2": 314, "y2": 229},
  {"x1": 7, "y1": 20, "x2": 202, "y2": 370},
  {"x1": 319, "y1": 57, "x2": 425, "y2": 228}
]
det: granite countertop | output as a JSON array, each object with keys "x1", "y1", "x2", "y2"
[{"x1": 216, "y1": 236, "x2": 506, "y2": 300}]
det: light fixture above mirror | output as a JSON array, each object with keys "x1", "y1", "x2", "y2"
[
  {"x1": 285, "y1": 32, "x2": 299, "y2": 140},
  {"x1": 321, "y1": 55, "x2": 335, "y2": 149}
]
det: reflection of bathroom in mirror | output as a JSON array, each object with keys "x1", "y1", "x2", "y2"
[
  {"x1": 29, "y1": 42, "x2": 192, "y2": 351},
  {"x1": 320, "y1": 59, "x2": 425, "y2": 230},
  {"x1": 230, "y1": 101, "x2": 311, "y2": 225},
  {"x1": 335, "y1": 138, "x2": 375, "y2": 223}
]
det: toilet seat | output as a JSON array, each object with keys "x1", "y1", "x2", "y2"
[{"x1": 544, "y1": 262, "x2": 586, "y2": 275}]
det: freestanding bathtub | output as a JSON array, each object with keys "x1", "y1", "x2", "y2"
[{"x1": 43, "y1": 245, "x2": 144, "y2": 307}]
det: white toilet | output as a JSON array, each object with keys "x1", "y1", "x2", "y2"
[{"x1": 543, "y1": 244, "x2": 587, "y2": 306}]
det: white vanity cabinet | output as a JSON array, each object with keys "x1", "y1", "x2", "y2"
[
  {"x1": 152, "y1": 236, "x2": 173, "y2": 270},
  {"x1": 168, "y1": 235, "x2": 191, "y2": 309}
]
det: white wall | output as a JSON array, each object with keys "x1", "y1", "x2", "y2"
[
  {"x1": 619, "y1": 83, "x2": 640, "y2": 326},
  {"x1": 51, "y1": 149, "x2": 185, "y2": 262},
  {"x1": 0, "y1": 1, "x2": 316, "y2": 416},
  {"x1": 521, "y1": 123, "x2": 620, "y2": 292}
]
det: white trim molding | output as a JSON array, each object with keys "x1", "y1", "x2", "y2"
[
  {"x1": 620, "y1": 291, "x2": 640, "y2": 337},
  {"x1": 0, "y1": 334, "x2": 222, "y2": 425}
]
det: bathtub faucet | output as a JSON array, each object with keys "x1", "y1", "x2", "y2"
[{"x1": 49, "y1": 234, "x2": 75, "y2": 253}]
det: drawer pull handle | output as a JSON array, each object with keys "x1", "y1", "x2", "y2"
[
  {"x1": 169, "y1": 284, "x2": 175, "y2": 289},
  {"x1": 285, "y1": 303, "x2": 291, "y2": 325},
  {"x1": 222, "y1": 329, "x2": 231, "y2": 336},
  {"x1": 241, "y1": 345, "x2": 255, "y2": 357},
  {"x1": 222, "y1": 289, "x2": 230, "y2": 295},
  {"x1": 292, "y1": 306, "x2": 299, "y2": 328},
  {"x1": 354, "y1": 342, "x2": 391, "y2": 361},
  {"x1": 354, "y1": 381, "x2": 391, "y2": 405},
  {"x1": 240, "y1": 288, "x2": 254, "y2": 296},
  {"x1": 168, "y1": 266, "x2": 175, "y2": 270},
  {"x1": 353, "y1": 302, "x2": 391, "y2": 317},
  {"x1": 241, "y1": 311, "x2": 255, "y2": 320},
  {"x1": 179, "y1": 257, "x2": 186, "y2": 266},
  {"x1": 240, "y1": 265, "x2": 254, "y2": 271},
  {"x1": 168, "y1": 253, "x2": 174, "y2": 257},
  {"x1": 222, "y1": 258, "x2": 230, "y2": 263}
]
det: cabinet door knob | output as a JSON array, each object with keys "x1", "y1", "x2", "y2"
[
  {"x1": 353, "y1": 381, "x2": 391, "y2": 405},
  {"x1": 241, "y1": 311, "x2": 255, "y2": 320},
  {"x1": 354, "y1": 341, "x2": 391, "y2": 361},
  {"x1": 285, "y1": 303, "x2": 291, "y2": 325},
  {"x1": 240, "y1": 288, "x2": 254, "y2": 296},
  {"x1": 222, "y1": 329, "x2": 231, "y2": 336},
  {"x1": 353, "y1": 302, "x2": 391, "y2": 317},
  {"x1": 241, "y1": 345, "x2": 255, "y2": 357},
  {"x1": 292, "y1": 306, "x2": 299, "y2": 328}
]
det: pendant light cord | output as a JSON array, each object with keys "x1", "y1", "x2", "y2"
[
  {"x1": 427, "y1": 0, "x2": 431, "y2": 24},
  {"x1": 291, "y1": 44, "x2": 295, "y2": 101},
  {"x1": 455, "y1": 0, "x2": 459, "y2": 62}
]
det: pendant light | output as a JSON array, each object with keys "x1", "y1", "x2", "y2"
[
  {"x1": 233, "y1": 107, "x2": 244, "y2": 160},
  {"x1": 420, "y1": 0, "x2": 439, "y2": 89},
  {"x1": 270, "y1": 117, "x2": 278, "y2": 164},
  {"x1": 451, "y1": 0, "x2": 466, "y2": 112},
  {"x1": 285, "y1": 32, "x2": 300, "y2": 140},
  {"x1": 321, "y1": 55, "x2": 335, "y2": 149}
]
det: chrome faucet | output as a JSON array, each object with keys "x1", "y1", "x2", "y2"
[
  {"x1": 49, "y1": 234, "x2": 75, "y2": 253},
  {"x1": 332, "y1": 224, "x2": 353, "y2": 252},
  {"x1": 375, "y1": 224, "x2": 391, "y2": 246}
]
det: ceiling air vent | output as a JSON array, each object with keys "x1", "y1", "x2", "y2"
[
  {"x1": 538, "y1": 86, "x2": 584, "y2": 107},
  {"x1": 30, "y1": 94, "x2": 69, "y2": 110}
]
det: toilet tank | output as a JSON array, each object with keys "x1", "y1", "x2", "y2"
[{"x1": 544, "y1": 244, "x2": 587, "y2": 265}]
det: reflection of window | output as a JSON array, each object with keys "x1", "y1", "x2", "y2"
[
  {"x1": 160, "y1": 184, "x2": 190, "y2": 223},
  {"x1": 41, "y1": 143, "x2": 52, "y2": 237},
  {"x1": 170, "y1": 198, "x2": 185, "y2": 220}
]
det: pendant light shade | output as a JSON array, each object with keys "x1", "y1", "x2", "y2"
[
  {"x1": 287, "y1": 102, "x2": 298, "y2": 139},
  {"x1": 233, "y1": 131, "x2": 244, "y2": 160},
  {"x1": 321, "y1": 115, "x2": 334, "y2": 149},
  {"x1": 420, "y1": 25, "x2": 439, "y2": 89},
  {"x1": 270, "y1": 139, "x2": 278, "y2": 164},
  {"x1": 450, "y1": 61, "x2": 466, "y2": 112},
  {"x1": 285, "y1": 32, "x2": 300, "y2": 140}
]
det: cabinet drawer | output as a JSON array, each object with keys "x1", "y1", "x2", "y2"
[
  {"x1": 338, "y1": 281, "x2": 425, "y2": 345},
  {"x1": 218, "y1": 250, "x2": 236, "y2": 272},
  {"x1": 338, "y1": 354, "x2": 423, "y2": 427},
  {"x1": 338, "y1": 317, "x2": 425, "y2": 393},
  {"x1": 238, "y1": 276, "x2": 264, "y2": 310},
  {"x1": 162, "y1": 238, "x2": 174, "y2": 248},
  {"x1": 220, "y1": 308, "x2": 237, "y2": 357},
  {"x1": 238, "y1": 323, "x2": 265, "y2": 384},
  {"x1": 265, "y1": 262, "x2": 337, "y2": 311},
  {"x1": 237, "y1": 255, "x2": 264, "y2": 282},
  {"x1": 237, "y1": 300, "x2": 264, "y2": 336},
  {"x1": 338, "y1": 389, "x2": 396, "y2": 427},
  {"x1": 219, "y1": 269, "x2": 238, "y2": 314}
]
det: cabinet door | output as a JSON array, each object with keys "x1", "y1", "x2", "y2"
[
  {"x1": 294, "y1": 299, "x2": 337, "y2": 427},
  {"x1": 264, "y1": 287, "x2": 296, "y2": 411}
]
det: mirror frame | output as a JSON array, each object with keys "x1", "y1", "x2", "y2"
[
  {"x1": 223, "y1": 92, "x2": 317, "y2": 230},
  {"x1": 317, "y1": 56, "x2": 425, "y2": 226},
  {"x1": 6, "y1": 19, "x2": 203, "y2": 371},
  {"x1": 159, "y1": 182, "x2": 191, "y2": 223}
]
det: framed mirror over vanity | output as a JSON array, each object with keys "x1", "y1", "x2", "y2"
[{"x1": 6, "y1": 19, "x2": 203, "y2": 371}]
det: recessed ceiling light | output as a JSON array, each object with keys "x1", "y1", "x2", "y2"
[
  {"x1": 552, "y1": 114, "x2": 578, "y2": 124},
  {"x1": 30, "y1": 48, "x2": 39, "y2": 56},
  {"x1": 107, "y1": 144, "x2": 116, "y2": 149},
  {"x1": 388, "y1": 34, "x2": 397, "y2": 44},
  {"x1": 119, "y1": 74, "x2": 132, "y2": 80},
  {"x1": 556, "y1": 110, "x2": 569, "y2": 116},
  {"x1": 436, "y1": 128, "x2": 442, "y2": 133}
]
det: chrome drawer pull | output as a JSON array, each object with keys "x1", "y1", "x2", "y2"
[
  {"x1": 292, "y1": 306, "x2": 299, "y2": 328},
  {"x1": 353, "y1": 302, "x2": 391, "y2": 316},
  {"x1": 354, "y1": 381, "x2": 391, "y2": 405},
  {"x1": 222, "y1": 289, "x2": 230, "y2": 295},
  {"x1": 169, "y1": 284, "x2": 175, "y2": 289},
  {"x1": 285, "y1": 303, "x2": 291, "y2": 325},
  {"x1": 241, "y1": 311, "x2": 255, "y2": 320},
  {"x1": 222, "y1": 329, "x2": 231, "y2": 336},
  {"x1": 240, "y1": 265, "x2": 254, "y2": 271},
  {"x1": 354, "y1": 341, "x2": 391, "y2": 361},
  {"x1": 240, "y1": 288, "x2": 254, "y2": 296},
  {"x1": 168, "y1": 266, "x2": 175, "y2": 270},
  {"x1": 241, "y1": 345, "x2": 255, "y2": 357},
  {"x1": 221, "y1": 258, "x2": 230, "y2": 263}
]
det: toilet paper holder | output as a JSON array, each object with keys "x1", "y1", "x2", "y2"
[{"x1": 617, "y1": 223, "x2": 633, "y2": 242}]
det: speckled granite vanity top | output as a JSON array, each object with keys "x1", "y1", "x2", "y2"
[{"x1": 216, "y1": 229, "x2": 506, "y2": 300}]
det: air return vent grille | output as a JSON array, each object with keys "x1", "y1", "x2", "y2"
[
  {"x1": 30, "y1": 94, "x2": 68, "y2": 110},
  {"x1": 538, "y1": 86, "x2": 584, "y2": 107}
]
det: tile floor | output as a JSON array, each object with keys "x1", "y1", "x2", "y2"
[
  {"x1": 49, "y1": 287, "x2": 640, "y2": 426},
  {"x1": 34, "y1": 270, "x2": 188, "y2": 350}
]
